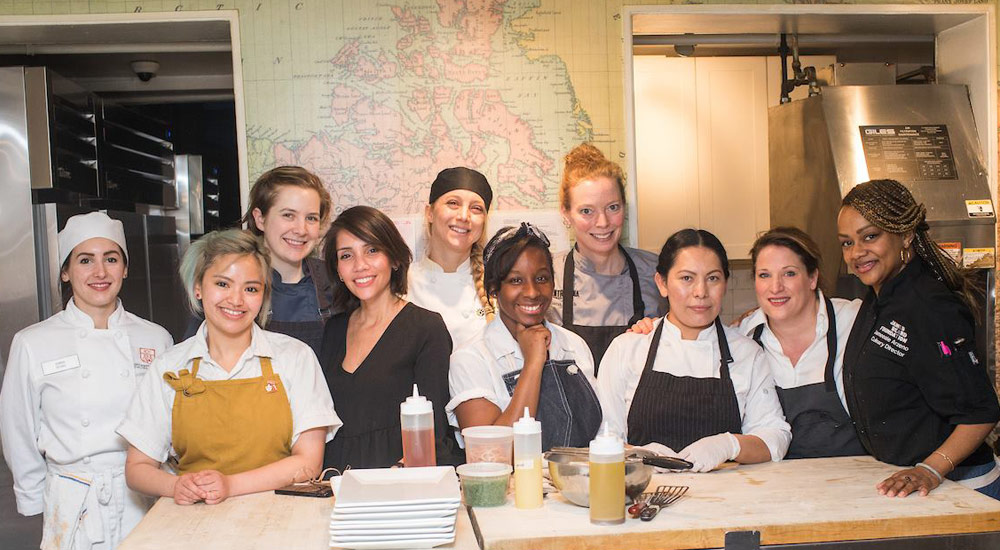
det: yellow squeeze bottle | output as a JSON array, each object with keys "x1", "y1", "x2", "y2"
[
  {"x1": 589, "y1": 422, "x2": 625, "y2": 525},
  {"x1": 513, "y1": 407, "x2": 543, "y2": 509}
]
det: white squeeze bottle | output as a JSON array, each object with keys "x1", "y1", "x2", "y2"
[
  {"x1": 513, "y1": 407, "x2": 543, "y2": 509},
  {"x1": 400, "y1": 384, "x2": 436, "y2": 467},
  {"x1": 589, "y1": 422, "x2": 625, "y2": 525}
]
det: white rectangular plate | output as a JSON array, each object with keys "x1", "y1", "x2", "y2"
[
  {"x1": 331, "y1": 508, "x2": 457, "y2": 521},
  {"x1": 335, "y1": 466, "x2": 460, "y2": 509},
  {"x1": 331, "y1": 525, "x2": 455, "y2": 537},
  {"x1": 329, "y1": 536, "x2": 454, "y2": 549},
  {"x1": 329, "y1": 517, "x2": 455, "y2": 530}
]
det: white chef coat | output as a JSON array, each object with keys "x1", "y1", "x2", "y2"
[
  {"x1": 117, "y1": 322, "x2": 341, "y2": 465},
  {"x1": 447, "y1": 319, "x2": 596, "y2": 428},
  {"x1": 738, "y1": 292, "x2": 862, "y2": 412},
  {"x1": 0, "y1": 299, "x2": 172, "y2": 549},
  {"x1": 597, "y1": 318, "x2": 791, "y2": 460},
  {"x1": 407, "y1": 256, "x2": 489, "y2": 349}
]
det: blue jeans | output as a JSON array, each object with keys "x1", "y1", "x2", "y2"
[{"x1": 948, "y1": 457, "x2": 1000, "y2": 500}]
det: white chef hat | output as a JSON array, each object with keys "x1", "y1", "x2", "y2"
[{"x1": 58, "y1": 212, "x2": 129, "y2": 268}]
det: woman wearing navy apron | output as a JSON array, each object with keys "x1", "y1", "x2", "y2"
[
  {"x1": 183, "y1": 166, "x2": 335, "y2": 355},
  {"x1": 448, "y1": 223, "x2": 603, "y2": 450},
  {"x1": 598, "y1": 229, "x2": 790, "y2": 472},
  {"x1": 839, "y1": 179, "x2": 1000, "y2": 499},
  {"x1": 548, "y1": 144, "x2": 666, "y2": 371},
  {"x1": 738, "y1": 227, "x2": 866, "y2": 459}
]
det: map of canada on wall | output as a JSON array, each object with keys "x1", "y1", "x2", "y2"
[{"x1": 245, "y1": 0, "x2": 594, "y2": 215}]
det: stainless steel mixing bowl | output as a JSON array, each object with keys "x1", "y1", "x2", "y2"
[{"x1": 544, "y1": 448, "x2": 654, "y2": 508}]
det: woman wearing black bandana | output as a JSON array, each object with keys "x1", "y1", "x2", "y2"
[
  {"x1": 408, "y1": 167, "x2": 495, "y2": 349},
  {"x1": 447, "y1": 223, "x2": 603, "y2": 450}
]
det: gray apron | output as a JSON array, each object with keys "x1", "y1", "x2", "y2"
[{"x1": 751, "y1": 297, "x2": 865, "y2": 459}]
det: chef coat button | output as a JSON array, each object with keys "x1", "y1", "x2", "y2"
[
  {"x1": 81, "y1": 418, "x2": 90, "y2": 427},
  {"x1": 83, "y1": 457, "x2": 91, "y2": 465},
  {"x1": 78, "y1": 330, "x2": 87, "y2": 338},
  {"x1": 462, "y1": 310, "x2": 470, "y2": 318},
  {"x1": 121, "y1": 370, "x2": 129, "y2": 377},
  {"x1": 81, "y1": 369, "x2": 90, "y2": 379},
  {"x1": 430, "y1": 276, "x2": 437, "y2": 283},
  {"x1": 115, "y1": 331, "x2": 123, "y2": 339}
]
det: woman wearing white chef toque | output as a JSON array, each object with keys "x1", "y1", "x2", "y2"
[
  {"x1": 407, "y1": 167, "x2": 495, "y2": 349},
  {"x1": 597, "y1": 228, "x2": 791, "y2": 472},
  {"x1": 0, "y1": 212, "x2": 173, "y2": 550}
]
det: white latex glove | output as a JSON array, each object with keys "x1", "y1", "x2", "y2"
[
  {"x1": 679, "y1": 433, "x2": 740, "y2": 473},
  {"x1": 637, "y1": 442, "x2": 680, "y2": 457},
  {"x1": 637, "y1": 442, "x2": 684, "y2": 473}
]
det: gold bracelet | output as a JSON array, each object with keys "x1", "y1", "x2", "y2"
[{"x1": 934, "y1": 450, "x2": 955, "y2": 470}]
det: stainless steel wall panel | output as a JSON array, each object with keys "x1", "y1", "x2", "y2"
[{"x1": 0, "y1": 67, "x2": 38, "y2": 365}]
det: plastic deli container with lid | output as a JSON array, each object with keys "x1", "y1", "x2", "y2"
[
  {"x1": 456, "y1": 462, "x2": 512, "y2": 507},
  {"x1": 461, "y1": 425, "x2": 513, "y2": 465}
]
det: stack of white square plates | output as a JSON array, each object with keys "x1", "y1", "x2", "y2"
[{"x1": 330, "y1": 466, "x2": 461, "y2": 549}]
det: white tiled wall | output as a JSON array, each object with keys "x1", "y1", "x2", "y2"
[{"x1": 721, "y1": 265, "x2": 759, "y2": 325}]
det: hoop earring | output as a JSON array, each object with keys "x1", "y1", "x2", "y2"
[{"x1": 900, "y1": 248, "x2": 910, "y2": 264}]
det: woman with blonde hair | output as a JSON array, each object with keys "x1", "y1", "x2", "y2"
[
  {"x1": 550, "y1": 144, "x2": 666, "y2": 370},
  {"x1": 119, "y1": 229, "x2": 340, "y2": 505},
  {"x1": 408, "y1": 167, "x2": 494, "y2": 348},
  {"x1": 838, "y1": 179, "x2": 999, "y2": 499}
]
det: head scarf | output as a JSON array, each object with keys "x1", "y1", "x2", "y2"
[{"x1": 428, "y1": 167, "x2": 493, "y2": 210}]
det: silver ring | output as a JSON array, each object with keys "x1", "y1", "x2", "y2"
[{"x1": 902, "y1": 475, "x2": 913, "y2": 482}]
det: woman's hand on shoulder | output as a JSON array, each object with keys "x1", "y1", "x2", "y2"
[
  {"x1": 627, "y1": 317, "x2": 656, "y2": 335},
  {"x1": 876, "y1": 466, "x2": 940, "y2": 498},
  {"x1": 515, "y1": 323, "x2": 551, "y2": 367}
]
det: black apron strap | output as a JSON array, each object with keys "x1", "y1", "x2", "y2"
[
  {"x1": 622, "y1": 249, "x2": 645, "y2": 325},
  {"x1": 714, "y1": 317, "x2": 735, "y2": 390},
  {"x1": 561, "y1": 250, "x2": 577, "y2": 326},
  {"x1": 304, "y1": 258, "x2": 335, "y2": 320},
  {"x1": 822, "y1": 296, "x2": 837, "y2": 393},
  {"x1": 751, "y1": 323, "x2": 765, "y2": 347}
]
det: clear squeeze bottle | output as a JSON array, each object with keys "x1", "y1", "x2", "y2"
[
  {"x1": 513, "y1": 407, "x2": 543, "y2": 509},
  {"x1": 400, "y1": 384, "x2": 436, "y2": 467},
  {"x1": 589, "y1": 422, "x2": 625, "y2": 525}
]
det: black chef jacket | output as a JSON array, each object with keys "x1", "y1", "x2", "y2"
[{"x1": 843, "y1": 259, "x2": 1000, "y2": 468}]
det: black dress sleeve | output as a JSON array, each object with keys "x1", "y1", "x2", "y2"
[
  {"x1": 412, "y1": 308, "x2": 463, "y2": 466},
  {"x1": 909, "y1": 297, "x2": 1000, "y2": 426}
]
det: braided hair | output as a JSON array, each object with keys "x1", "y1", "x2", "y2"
[{"x1": 842, "y1": 179, "x2": 979, "y2": 314}]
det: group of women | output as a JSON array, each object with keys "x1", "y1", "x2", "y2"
[{"x1": 2, "y1": 144, "x2": 999, "y2": 550}]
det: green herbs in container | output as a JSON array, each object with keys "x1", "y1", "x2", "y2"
[{"x1": 457, "y1": 462, "x2": 511, "y2": 507}]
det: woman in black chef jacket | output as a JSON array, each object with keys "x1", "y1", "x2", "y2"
[
  {"x1": 738, "y1": 227, "x2": 866, "y2": 459},
  {"x1": 598, "y1": 229, "x2": 791, "y2": 472},
  {"x1": 838, "y1": 179, "x2": 1000, "y2": 499},
  {"x1": 548, "y1": 144, "x2": 666, "y2": 370}
]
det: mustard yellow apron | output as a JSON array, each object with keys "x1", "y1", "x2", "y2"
[{"x1": 164, "y1": 357, "x2": 292, "y2": 475}]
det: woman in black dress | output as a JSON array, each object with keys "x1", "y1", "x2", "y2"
[{"x1": 319, "y1": 205, "x2": 459, "y2": 470}]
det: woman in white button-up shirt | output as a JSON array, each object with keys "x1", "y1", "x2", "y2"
[
  {"x1": 598, "y1": 229, "x2": 790, "y2": 472},
  {"x1": 0, "y1": 212, "x2": 173, "y2": 550}
]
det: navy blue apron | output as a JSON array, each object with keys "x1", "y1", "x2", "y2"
[
  {"x1": 751, "y1": 297, "x2": 865, "y2": 458},
  {"x1": 562, "y1": 245, "x2": 645, "y2": 375},
  {"x1": 503, "y1": 357, "x2": 603, "y2": 451},
  {"x1": 626, "y1": 318, "x2": 742, "y2": 450},
  {"x1": 265, "y1": 258, "x2": 334, "y2": 355}
]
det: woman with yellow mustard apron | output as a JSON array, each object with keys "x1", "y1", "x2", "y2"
[{"x1": 117, "y1": 229, "x2": 341, "y2": 504}]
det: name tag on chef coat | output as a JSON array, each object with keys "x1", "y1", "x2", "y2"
[{"x1": 41, "y1": 355, "x2": 81, "y2": 376}]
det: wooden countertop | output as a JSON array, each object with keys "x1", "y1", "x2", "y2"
[
  {"x1": 118, "y1": 489, "x2": 480, "y2": 550},
  {"x1": 119, "y1": 457, "x2": 1000, "y2": 550},
  {"x1": 471, "y1": 456, "x2": 1000, "y2": 550}
]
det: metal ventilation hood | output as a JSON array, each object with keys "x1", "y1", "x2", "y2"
[{"x1": 769, "y1": 84, "x2": 995, "y2": 291}]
